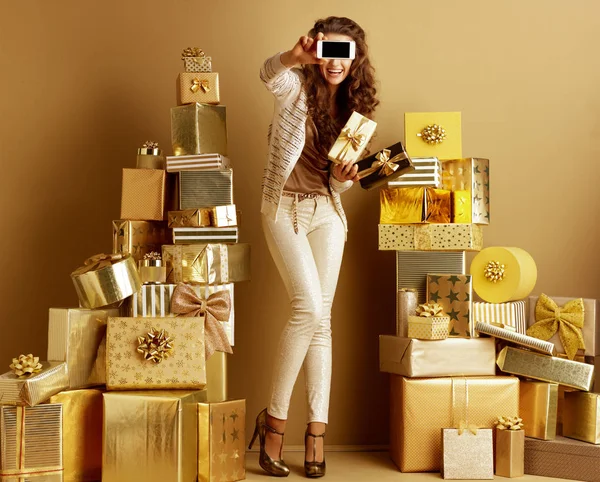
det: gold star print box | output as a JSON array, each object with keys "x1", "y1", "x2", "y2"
[
  {"x1": 106, "y1": 317, "x2": 206, "y2": 390},
  {"x1": 405, "y1": 112, "x2": 462, "y2": 160},
  {"x1": 427, "y1": 274, "x2": 473, "y2": 338}
]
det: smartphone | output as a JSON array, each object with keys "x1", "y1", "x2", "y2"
[{"x1": 316, "y1": 40, "x2": 356, "y2": 60}]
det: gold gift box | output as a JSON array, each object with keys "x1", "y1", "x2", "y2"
[
  {"x1": 380, "y1": 187, "x2": 451, "y2": 224},
  {"x1": 168, "y1": 209, "x2": 212, "y2": 228},
  {"x1": 495, "y1": 428, "x2": 525, "y2": 478},
  {"x1": 520, "y1": 381, "x2": 557, "y2": 440},
  {"x1": 497, "y1": 346, "x2": 594, "y2": 391},
  {"x1": 171, "y1": 103, "x2": 227, "y2": 156},
  {"x1": 389, "y1": 375, "x2": 519, "y2": 472},
  {"x1": 405, "y1": 112, "x2": 462, "y2": 160},
  {"x1": 103, "y1": 390, "x2": 206, "y2": 482},
  {"x1": 327, "y1": 111, "x2": 376, "y2": 165},
  {"x1": 379, "y1": 335, "x2": 496, "y2": 377},
  {"x1": 48, "y1": 389, "x2": 103, "y2": 482},
  {"x1": 205, "y1": 351, "x2": 228, "y2": 403},
  {"x1": 442, "y1": 157, "x2": 490, "y2": 224},
  {"x1": 112, "y1": 220, "x2": 169, "y2": 262},
  {"x1": 183, "y1": 56, "x2": 212, "y2": 73},
  {"x1": 137, "y1": 145, "x2": 165, "y2": 170},
  {"x1": 0, "y1": 362, "x2": 68, "y2": 407},
  {"x1": 427, "y1": 274, "x2": 473, "y2": 338},
  {"x1": 198, "y1": 399, "x2": 245, "y2": 482},
  {"x1": 47, "y1": 308, "x2": 119, "y2": 389},
  {"x1": 106, "y1": 317, "x2": 206, "y2": 390},
  {"x1": 378, "y1": 223, "x2": 483, "y2": 251},
  {"x1": 563, "y1": 391, "x2": 600, "y2": 444},
  {"x1": 120, "y1": 168, "x2": 166, "y2": 221},
  {"x1": 178, "y1": 73, "x2": 220, "y2": 105},
  {"x1": 407, "y1": 315, "x2": 449, "y2": 340},
  {"x1": 162, "y1": 244, "x2": 251, "y2": 285},
  {"x1": 441, "y1": 428, "x2": 493, "y2": 479},
  {"x1": 473, "y1": 300, "x2": 527, "y2": 333}
]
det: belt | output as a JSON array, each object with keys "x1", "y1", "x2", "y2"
[{"x1": 281, "y1": 191, "x2": 330, "y2": 234}]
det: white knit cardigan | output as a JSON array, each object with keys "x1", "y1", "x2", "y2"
[{"x1": 259, "y1": 52, "x2": 354, "y2": 233}]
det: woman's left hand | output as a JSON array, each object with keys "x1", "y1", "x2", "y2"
[{"x1": 333, "y1": 161, "x2": 360, "y2": 183}]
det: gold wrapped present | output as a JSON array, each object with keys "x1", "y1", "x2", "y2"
[
  {"x1": 103, "y1": 390, "x2": 206, "y2": 482},
  {"x1": 475, "y1": 322, "x2": 556, "y2": 356},
  {"x1": 112, "y1": 220, "x2": 169, "y2": 263},
  {"x1": 495, "y1": 425, "x2": 525, "y2": 478},
  {"x1": 404, "y1": 112, "x2": 462, "y2": 160},
  {"x1": 389, "y1": 375, "x2": 519, "y2": 472},
  {"x1": 179, "y1": 169, "x2": 233, "y2": 209},
  {"x1": 356, "y1": 141, "x2": 414, "y2": 190},
  {"x1": 198, "y1": 399, "x2": 246, "y2": 482},
  {"x1": 48, "y1": 389, "x2": 103, "y2": 482},
  {"x1": 106, "y1": 317, "x2": 206, "y2": 390},
  {"x1": 0, "y1": 404, "x2": 62, "y2": 479},
  {"x1": 47, "y1": 308, "x2": 119, "y2": 389},
  {"x1": 138, "y1": 253, "x2": 167, "y2": 284},
  {"x1": 168, "y1": 209, "x2": 212, "y2": 228},
  {"x1": 380, "y1": 186, "x2": 451, "y2": 224},
  {"x1": 473, "y1": 300, "x2": 527, "y2": 333},
  {"x1": 71, "y1": 254, "x2": 141, "y2": 309},
  {"x1": 379, "y1": 335, "x2": 496, "y2": 377},
  {"x1": 136, "y1": 141, "x2": 165, "y2": 169},
  {"x1": 120, "y1": 168, "x2": 166, "y2": 221},
  {"x1": 173, "y1": 226, "x2": 238, "y2": 244},
  {"x1": 171, "y1": 103, "x2": 227, "y2": 156},
  {"x1": 441, "y1": 428, "x2": 493, "y2": 479},
  {"x1": 178, "y1": 73, "x2": 220, "y2": 105},
  {"x1": 387, "y1": 157, "x2": 442, "y2": 188},
  {"x1": 470, "y1": 246, "x2": 537, "y2": 303},
  {"x1": 442, "y1": 158, "x2": 490, "y2": 224},
  {"x1": 205, "y1": 351, "x2": 228, "y2": 402},
  {"x1": 497, "y1": 346, "x2": 594, "y2": 391},
  {"x1": 162, "y1": 243, "x2": 251, "y2": 284},
  {"x1": 327, "y1": 111, "x2": 376, "y2": 165},
  {"x1": 520, "y1": 381, "x2": 558, "y2": 441},
  {"x1": 378, "y1": 223, "x2": 482, "y2": 251},
  {"x1": 0, "y1": 361, "x2": 68, "y2": 406},
  {"x1": 407, "y1": 303, "x2": 450, "y2": 340},
  {"x1": 427, "y1": 274, "x2": 473, "y2": 338},
  {"x1": 563, "y1": 391, "x2": 600, "y2": 444},
  {"x1": 181, "y1": 47, "x2": 212, "y2": 73}
]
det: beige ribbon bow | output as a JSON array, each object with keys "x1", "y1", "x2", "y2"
[
  {"x1": 191, "y1": 78, "x2": 210, "y2": 93},
  {"x1": 357, "y1": 148, "x2": 410, "y2": 180},
  {"x1": 457, "y1": 420, "x2": 479, "y2": 435},
  {"x1": 72, "y1": 253, "x2": 123, "y2": 276},
  {"x1": 335, "y1": 117, "x2": 369, "y2": 162},
  {"x1": 170, "y1": 283, "x2": 233, "y2": 359}
]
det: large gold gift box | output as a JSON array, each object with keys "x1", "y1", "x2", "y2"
[
  {"x1": 442, "y1": 158, "x2": 490, "y2": 224},
  {"x1": 427, "y1": 274, "x2": 473, "y2": 338},
  {"x1": 120, "y1": 168, "x2": 166, "y2": 221},
  {"x1": 47, "y1": 308, "x2": 118, "y2": 389},
  {"x1": 178, "y1": 72, "x2": 220, "y2": 105},
  {"x1": 379, "y1": 335, "x2": 496, "y2": 377},
  {"x1": 563, "y1": 391, "x2": 600, "y2": 444},
  {"x1": 0, "y1": 404, "x2": 63, "y2": 480},
  {"x1": 405, "y1": 112, "x2": 462, "y2": 160},
  {"x1": 112, "y1": 220, "x2": 169, "y2": 262},
  {"x1": 0, "y1": 362, "x2": 68, "y2": 406},
  {"x1": 327, "y1": 111, "x2": 376, "y2": 165},
  {"x1": 103, "y1": 390, "x2": 206, "y2": 482},
  {"x1": 520, "y1": 381, "x2": 558, "y2": 440},
  {"x1": 171, "y1": 103, "x2": 228, "y2": 156},
  {"x1": 380, "y1": 187, "x2": 451, "y2": 224},
  {"x1": 378, "y1": 223, "x2": 482, "y2": 251},
  {"x1": 441, "y1": 428, "x2": 493, "y2": 479},
  {"x1": 48, "y1": 389, "x2": 103, "y2": 482},
  {"x1": 198, "y1": 399, "x2": 245, "y2": 482},
  {"x1": 162, "y1": 244, "x2": 251, "y2": 285},
  {"x1": 389, "y1": 375, "x2": 519, "y2": 472}
]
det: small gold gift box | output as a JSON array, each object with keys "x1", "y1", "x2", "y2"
[
  {"x1": 120, "y1": 168, "x2": 166, "y2": 221},
  {"x1": 380, "y1": 186, "x2": 451, "y2": 224},
  {"x1": 112, "y1": 219, "x2": 169, "y2": 263},
  {"x1": 178, "y1": 72, "x2": 220, "y2": 105},
  {"x1": 405, "y1": 112, "x2": 462, "y2": 160},
  {"x1": 0, "y1": 361, "x2": 68, "y2": 407},
  {"x1": 407, "y1": 315, "x2": 450, "y2": 340},
  {"x1": 136, "y1": 141, "x2": 165, "y2": 169},
  {"x1": 442, "y1": 428, "x2": 493, "y2": 479},
  {"x1": 327, "y1": 111, "x2": 376, "y2": 165},
  {"x1": 182, "y1": 47, "x2": 212, "y2": 73},
  {"x1": 495, "y1": 417, "x2": 525, "y2": 478},
  {"x1": 171, "y1": 103, "x2": 227, "y2": 156},
  {"x1": 168, "y1": 209, "x2": 212, "y2": 228}
]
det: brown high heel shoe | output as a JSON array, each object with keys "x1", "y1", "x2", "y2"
[
  {"x1": 304, "y1": 429, "x2": 326, "y2": 478},
  {"x1": 248, "y1": 408, "x2": 290, "y2": 477}
]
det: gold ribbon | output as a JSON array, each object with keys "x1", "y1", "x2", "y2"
[
  {"x1": 191, "y1": 78, "x2": 210, "y2": 93},
  {"x1": 142, "y1": 140, "x2": 159, "y2": 149},
  {"x1": 181, "y1": 47, "x2": 205, "y2": 58},
  {"x1": 484, "y1": 260, "x2": 505, "y2": 283},
  {"x1": 170, "y1": 283, "x2": 233, "y2": 359},
  {"x1": 357, "y1": 148, "x2": 410, "y2": 179},
  {"x1": 9, "y1": 354, "x2": 42, "y2": 378},
  {"x1": 72, "y1": 253, "x2": 124, "y2": 276},
  {"x1": 417, "y1": 124, "x2": 446, "y2": 145},
  {"x1": 457, "y1": 420, "x2": 479, "y2": 435},
  {"x1": 335, "y1": 117, "x2": 369, "y2": 162},
  {"x1": 451, "y1": 378, "x2": 480, "y2": 436},
  {"x1": 136, "y1": 328, "x2": 174, "y2": 364},
  {"x1": 526, "y1": 293, "x2": 585, "y2": 360},
  {"x1": 495, "y1": 416, "x2": 523, "y2": 431},
  {"x1": 416, "y1": 302, "x2": 445, "y2": 317}
]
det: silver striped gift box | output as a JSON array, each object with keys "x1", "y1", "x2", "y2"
[
  {"x1": 473, "y1": 301, "x2": 527, "y2": 333},
  {"x1": 173, "y1": 226, "x2": 238, "y2": 244},
  {"x1": 179, "y1": 169, "x2": 233, "y2": 209},
  {"x1": 388, "y1": 157, "x2": 442, "y2": 188},
  {"x1": 166, "y1": 154, "x2": 231, "y2": 172},
  {"x1": 396, "y1": 251, "x2": 465, "y2": 304}
]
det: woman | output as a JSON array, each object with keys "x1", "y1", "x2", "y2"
[{"x1": 249, "y1": 16, "x2": 379, "y2": 478}]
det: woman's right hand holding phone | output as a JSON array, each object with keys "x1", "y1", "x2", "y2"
[{"x1": 281, "y1": 32, "x2": 327, "y2": 67}]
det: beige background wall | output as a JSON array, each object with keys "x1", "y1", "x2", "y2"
[{"x1": 1, "y1": 0, "x2": 599, "y2": 446}]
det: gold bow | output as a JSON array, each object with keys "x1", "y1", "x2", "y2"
[
  {"x1": 137, "y1": 328, "x2": 174, "y2": 364},
  {"x1": 495, "y1": 416, "x2": 523, "y2": 431},
  {"x1": 335, "y1": 117, "x2": 369, "y2": 162},
  {"x1": 457, "y1": 420, "x2": 479, "y2": 435},
  {"x1": 72, "y1": 253, "x2": 124, "y2": 276},
  {"x1": 142, "y1": 140, "x2": 159, "y2": 149},
  {"x1": 170, "y1": 283, "x2": 233, "y2": 359},
  {"x1": 181, "y1": 47, "x2": 205, "y2": 58},
  {"x1": 143, "y1": 251, "x2": 161, "y2": 261},
  {"x1": 416, "y1": 302, "x2": 445, "y2": 317},
  {"x1": 9, "y1": 354, "x2": 42, "y2": 378},
  {"x1": 526, "y1": 293, "x2": 585, "y2": 360},
  {"x1": 191, "y1": 78, "x2": 210, "y2": 93},
  {"x1": 357, "y1": 148, "x2": 410, "y2": 180},
  {"x1": 417, "y1": 124, "x2": 446, "y2": 145},
  {"x1": 484, "y1": 260, "x2": 505, "y2": 282}
]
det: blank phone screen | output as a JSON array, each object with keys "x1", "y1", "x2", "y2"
[{"x1": 321, "y1": 41, "x2": 351, "y2": 58}]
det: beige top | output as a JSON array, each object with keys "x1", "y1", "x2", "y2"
[{"x1": 283, "y1": 117, "x2": 331, "y2": 195}]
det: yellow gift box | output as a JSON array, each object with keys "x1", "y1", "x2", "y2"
[
  {"x1": 112, "y1": 220, "x2": 169, "y2": 262},
  {"x1": 495, "y1": 427, "x2": 525, "y2": 478},
  {"x1": 327, "y1": 111, "x2": 377, "y2": 165},
  {"x1": 171, "y1": 103, "x2": 228, "y2": 156},
  {"x1": 178, "y1": 72, "x2": 220, "y2": 105},
  {"x1": 442, "y1": 428, "x2": 494, "y2": 479},
  {"x1": 120, "y1": 168, "x2": 166, "y2": 221},
  {"x1": 427, "y1": 274, "x2": 473, "y2": 338},
  {"x1": 197, "y1": 399, "x2": 246, "y2": 482},
  {"x1": 106, "y1": 317, "x2": 206, "y2": 390},
  {"x1": 407, "y1": 315, "x2": 450, "y2": 340},
  {"x1": 0, "y1": 361, "x2": 68, "y2": 407},
  {"x1": 405, "y1": 112, "x2": 462, "y2": 160},
  {"x1": 563, "y1": 391, "x2": 600, "y2": 444},
  {"x1": 442, "y1": 158, "x2": 490, "y2": 224},
  {"x1": 520, "y1": 380, "x2": 558, "y2": 440},
  {"x1": 380, "y1": 187, "x2": 451, "y2": 224},
  {"x1": 102, "y1": 390, "x2": 206, "y2": 482},
  {"x1": 378, "y1": 223, "x2": 482, "y2": 251}
]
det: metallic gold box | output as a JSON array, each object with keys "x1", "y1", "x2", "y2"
[
  {"x1": 441, "y1": 428, "x2": 493, "y2": 479},
  {"x1": 120, "y1": 168, "x2": 166, "y2": 221},
  {"x1": 427, "y1": 274, "x2": 473, "y2": 338},
  {"x1": 112, "y1": 220, "x2": 169, "y2": 263},
  {"x1": 171, "y1": 103, "x2": 227, "y2": 156},
  {"x1": 378, "y1": 223, "x2": 483, "y2": 251},
  {"x1": 495, "y1": 428, "x2": 525, "y2": 478},
  {"x1": 380, "y1": 186, "x2": 451, "y2": 224},
  {"x1": 179, "y1": 169, "x2": 233, "y2": 209},
  {"x1": 405, "y1": 112, "x2": 462, "y2": 160},
  {"x1": 327, "y1": 111, "x2": 377, "y2": 164},
  {"x1": 178, "y1": 72, "x2": 220, "y2": 105},
  {"x1": 563, "y1": 391, "x2": 600, "y2": 444},
  {"x1": 0, "y1": 362, "x2": 68, "y2": 406},
  {"x1": 442, "y1": 158, "x2": 490, "y2": 224},
  {"x1": 168, "y1": 209, "x2": 212, "y2": 228}
]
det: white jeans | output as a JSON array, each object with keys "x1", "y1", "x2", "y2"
[{"x1": 262, "y1": 194, "x2": 346, "y2": 423}]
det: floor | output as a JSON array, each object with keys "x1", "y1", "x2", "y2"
[{"x1": 244, "y1": 451, "x2": 562, "y2": 481}]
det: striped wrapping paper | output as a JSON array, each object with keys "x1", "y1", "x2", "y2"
[
  {"x1": 473, "y1": 301, "x2": 527, "y2": 333},
  {"x1": 476, "y1": 322, "x2": 556, "y2": 356},
  {"x1": 387, "y1": 157, "x2": 442, "y2": 188},
  {"x1": 179, "y1": 169, "x2": 233, "y2": 209},
  {"x1": 173, "y1": 227, "x2": 238, "y2": 244},
  {"x1": 166, "y1": 154, "x2": 230, "y2": 172}
]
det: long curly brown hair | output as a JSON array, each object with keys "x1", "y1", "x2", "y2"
[{"x1": 303, "y1": 16, "x2": 379, "y2": 156}]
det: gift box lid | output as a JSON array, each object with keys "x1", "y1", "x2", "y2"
[{"x1": 525, "y1": 435, "x2": 600, "y2": 457}]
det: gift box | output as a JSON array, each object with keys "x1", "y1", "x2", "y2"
[
  {"x1": 496, "y1": 426, "x2": 525, "y2": 478},
  {"x1": 379, "y1": 335, "x2": 496, "y2": 377},
  {"x1": 378, "y1": 223, "x2": 483, "y2": 251},
  {"x1": 563, "y1": 391, "x2": 600, "y2": 444},
  {"x1": 162, "y1": 243, "x2": 251, "y2": 284},
  {"x1": 441, "y1": 428, "x2": 493, "y2": 479},
  {"x1": 396, "y1": 288, "x2": 417, "y2": 337},
  {"x1": 475, "y1": 322, "x2": 556, "y2": 356},
  {"x1": 427, "y1": 274, "x2": 473, "y2": 338},
  {"x1": 71, "y1": 254, "x2": 141, "y2": 309},
  {"x1": 470, "y1": 247, "x2": 537, "y2": 303},
  {"x1": 197, "y1": 399, "x2": 245, "y2": 482},
  {"x1": 389, "y1": 375, "x2": 519, "y2": 472},
  {"x1": 327, "y1": 111, "x2": 377, "y2": 164},
  {"x1": 48, "y1": 389, "x2": 103, "y2": 482},
  {"x1": 212, "y1": 205, "x2": 238, "y2": 227},
  {"x1": 387, "y1": 157, "x2": 442, "y2": 188},
  {"x1": 527, "y1": 294, "x2": 598, "y2": 358},
  {"x1": 205, "y1": 351, "x2": 229, "y2": 402},
  {"x1": 396, "y1": 251, "x2": 465, "y2": 304},
  {"x1": 520, "y1": 380, "x2": 558, "y2": 440},
  {"x1": 168, "y1": 209, "x2": 212, "y2": 228},
  {"x1": 0, "y1": 404, "x2": 62, "y2": 479},
  {"x1": 442, "y1": 158, "x2": 490, "y2": 224},
  {"x1": 166, "y1": 153, "x2": 230, "y2": 172},
  {"x1": 103, "y1": 390, "x2": 206, "y2": 482},
  {"x1": 473, "y1": 300, "x2": 527, "y2": 333},
  {"x1": 407, "y1": 314, "x2": 450, "y2": 340},
  {"x1": 138, "y1": 254, "x2": 167, "y2": 284},
  {"x1": 0, "y1": 361, "x2": 68, "y2": 406},
  {"x1": 179, "y1": 169, "x2": 233, "y2": 209},
  {"x1": 171, "y1": 103, "x2": 227, "y2": 156},
  {"x1": 112, "y1": 220, "x2": 169, "y2": 263},
  {"x1": 106, "y1": 317, "x2": 206, "y2": 390},
  {"x1": 524, "y1": 436, "x2": 600, "y2": 481},
  {"x1": 178, "y1": 72, "x2": 220, "y2": 105},
  {"x1": 47, "y1": 308, "x2": 119, "y2": 389},
  {"x1": 404, "y1": 112, "x2": 462, "y2": 160},
  {"x1": 136, "y1": 141, "x2": 165, "y2": 170},
  {"x1": 497, "y1": 346, "x2": 594, "y2": 391},
  {"x1": 120, "y1": 168, "x2": 166, "y2": 221},
  {"x1": 380, "y1": 186, "x2": 451, "y2": 224},
  {"x1": 173, "y1": 226, "x2": 238, "y2": 244},
  {"x1": 356, "y1": 142, "x2": 414, "y2": 190},
  {"x1": 182, "y1": 48, "x2": 212, "y2": 73}
]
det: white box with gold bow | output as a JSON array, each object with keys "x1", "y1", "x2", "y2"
[{"x1": 178, "y1": 73, "x2": 220, "y2": 105}]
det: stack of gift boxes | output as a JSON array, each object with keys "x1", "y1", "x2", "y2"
[{"x1": 0, "y1": 47, "x2": 249, "y2": 482}]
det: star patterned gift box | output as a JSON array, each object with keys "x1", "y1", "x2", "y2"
[
  {"x1": 442, "y1": 158, "x2": 490, "y2": 224},
  {"x1": 427, "y1": 274, "x2": 473, "y2": 338}
]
